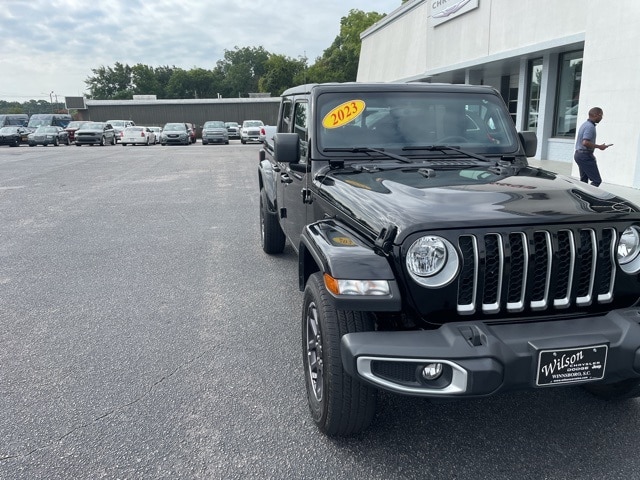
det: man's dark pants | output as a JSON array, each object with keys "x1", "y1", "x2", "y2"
[{"x1": 574, "y1": 150, "x2": 602, "y2": 187}]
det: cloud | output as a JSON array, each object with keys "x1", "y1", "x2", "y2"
[{"x1": 0, "y1": 0, "x2": 400, "y2": 101}]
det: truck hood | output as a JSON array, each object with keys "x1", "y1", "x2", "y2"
[{"x1": 317, "y1": 164, "x2": 640, "y2": 242}]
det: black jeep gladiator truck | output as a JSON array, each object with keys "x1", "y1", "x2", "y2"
[{"x1": 258, "y1": 82, "x2": 640, "y2": 436}]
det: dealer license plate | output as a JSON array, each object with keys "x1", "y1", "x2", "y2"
[{"x1": 536, "y1": 344, "x2": 607, "y2": 386}]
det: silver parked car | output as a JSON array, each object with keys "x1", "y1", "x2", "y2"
[
  {"x1": 202, "y1": 120, "x2": 229, "y2": 145},
  {"x1": 224, "y1": 121, "x2": 241, "y2": 139},
  {"x1": 75, "y1": 122, "x2": 116, "y2": 146},
  {"x1": 160, "y1": 123, "x2": 190, "y2": 145}
]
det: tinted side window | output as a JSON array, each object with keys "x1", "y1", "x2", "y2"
[
  {"x1": 294, "y1": 101, "x2": 308, "y2": 160},
  {"x1": 280, "y1": 99, "x2": 293, "y2": 133}
]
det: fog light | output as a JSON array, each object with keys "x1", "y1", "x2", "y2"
[{"x1": 421, "y1": 363, "x2": 443, "y2": 380}]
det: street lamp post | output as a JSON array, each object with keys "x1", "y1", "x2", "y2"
[{"x1": 49, "y1": 91, "x2": 54, "y2": 112}]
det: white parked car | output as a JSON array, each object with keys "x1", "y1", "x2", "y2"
[
  {"x1": 240, "y1": 120, "x2": 264, "y2": 144},
  {"x1": 121, "y1": 126, "x2": 156, "y2": 146},
  {"x1": 148, "y1": 127, "x2": 162, "y2": 144}
]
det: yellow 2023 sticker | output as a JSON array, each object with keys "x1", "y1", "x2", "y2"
[{"x1": 322, "y1": 100, "x2": 366, "y2": 129}]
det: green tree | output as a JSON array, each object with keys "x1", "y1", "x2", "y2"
[
  {"x1": 258, "y1": 54, "x2": 307, "y2": 96},
  {"x1": 215, "y1": 46, "x2": 271, "y2": 97},
  {"x1": 165, "y1": 68, "x2": 191, "y2": 99},
  {"x1": 85, "y1": 62, "x2": 133, "y2": 99},
  {"x1": 0, "y1": 101, "x2": 24, "y2": 114},
  {"x1": 131, "y1": 64, "x2": 161, "y2": 97},
  {"x1": 305, "y1": 9, "x2": 385, "y2": 84}
]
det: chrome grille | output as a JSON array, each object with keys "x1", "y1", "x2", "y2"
[{"x1": 456, "y1": 227, "x2": 617, "y2": 315}]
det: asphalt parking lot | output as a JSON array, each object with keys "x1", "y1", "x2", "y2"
[{"x1": 2, "y1": 142, "x2": 640, "y2": 479}]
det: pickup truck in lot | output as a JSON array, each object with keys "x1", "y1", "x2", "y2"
[{"x1": 258, "y1": 82, "x2": 640, "y2": 437}]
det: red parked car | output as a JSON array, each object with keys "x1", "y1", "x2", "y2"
[{"x1": 64, "y1": 121, "x2": 87, "y2": 143}]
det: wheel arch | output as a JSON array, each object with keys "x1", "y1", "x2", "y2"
[{"x1": 299, "y1": 220, "x2": 402, "y2": 311}]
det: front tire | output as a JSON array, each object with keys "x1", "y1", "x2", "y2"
[
  {"x1": 260, "y1": 188, "x2": 285, "y2": 254},
  {"x1": 583, "y1": 379, "x2": 640, "y2": 400},
  {"x1": 99, "y1": 136, "x2": 105, "y2": 146},
  {"x1": 302, "y1": 273, "x2": 377, "y2": 436}
]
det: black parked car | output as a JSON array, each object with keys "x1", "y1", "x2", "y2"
[
  {"x1": 0, "y1": 126, "x2": 30, "y2": 146},
  {"x1": 259, "y1": 82, "x2": 640, "y2": 437},
  {"x1": 28, "y1": 126, "x2": 70, "y2": 146}
]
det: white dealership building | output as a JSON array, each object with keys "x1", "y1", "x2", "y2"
[{"x1": 357, "y1": 0, "x2": 640, "y2": 189}]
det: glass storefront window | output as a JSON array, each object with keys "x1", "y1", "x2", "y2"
[
  {"x1": 526, "y1": 59, "x2": 543, "y2": 131},
  {"x1": 554, "y1": 51, "x2": 582, "y2": 137}
]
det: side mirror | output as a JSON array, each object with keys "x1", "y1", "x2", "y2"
[
  {"x1": 519, "y1": 131, "x2": 538, "y2": 157},
  {"x1": 273, "y1": 133, "x2": 300, "y2": 164}
]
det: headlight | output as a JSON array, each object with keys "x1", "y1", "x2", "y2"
[
  {"x1": 618, "y1": 226, "x2": 640, "y2": 273},
  {"x1": 323, "y1": 274, "x2": 390, "y2": 296},
  {"x1": 406, "y1": 235, "x2": 459, "y2": 287}
]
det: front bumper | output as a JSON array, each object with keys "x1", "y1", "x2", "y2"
[
  {"x1": 341, "y1": 308, "x2": 640, "y2": 397},
  {"x1": 75, "y1": 134, "x2": 102, "y2": 144},
  {"x1": 162, "y1": 135, "x2": 188, "y2": 144},
  {"x1": 202, "y1": 133, "x2": 227, "y2": 143}
]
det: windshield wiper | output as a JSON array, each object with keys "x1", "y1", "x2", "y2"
[
  {"x1": 323, "y1": 147, "x2": 413, "y2": 163},
  {"x1": 402, "y1": 145, "x2": 493, "y2": 162}
]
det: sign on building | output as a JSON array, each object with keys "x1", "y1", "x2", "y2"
[{"x1": 429, "y1": 0, "x2": 479, "y2": 27}]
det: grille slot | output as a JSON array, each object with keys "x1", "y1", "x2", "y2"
[{"x1": 456, "y1": 227, "x2": 617, "y2": 315}]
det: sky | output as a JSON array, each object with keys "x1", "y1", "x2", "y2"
[{"x1": 0, "y1": 0, "x2": 403, "y2": 103}]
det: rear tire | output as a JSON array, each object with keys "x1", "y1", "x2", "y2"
[
  {"x1": 302, "y1": 273, "x2": 377, "y2": 436},
  {"x1": 583, "y1": 378, "x2": 640, "y2": 400},
  {"x1": 260, "y1": 188, "x2": 285, "y2": 254}
]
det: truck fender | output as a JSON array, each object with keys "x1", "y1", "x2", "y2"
[
  {"x1": 258, "y1": 159, "x2": 279, "y2": 212},
  {"x1": 299, "y1": 220, "x2": 402, "y2": 312}
]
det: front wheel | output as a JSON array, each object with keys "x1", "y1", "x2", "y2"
[
  {"x1": 302, "y1": 273, "x2": 377, "y2": 436},
  {"x1": 583, "y1": 379, "x2": 640, "y2": 400},
  {"x1": 53, "y1": 138, "x2": 59, "y2": 146},
  {"x1": 99, "y1": 136, "x2": 105, "y2": 146}
]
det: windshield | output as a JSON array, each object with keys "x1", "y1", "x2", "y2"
[
  {"x1": 317, "y1": 91, "x2": 518, "y2": 155},
  {"x1": 36, "y1": 127, "x2": 58, "y2": 133},
  {"x1": 164, "y1": 124, "x2": 186, "y2": 131},
  {"x1": 243, "y1": 121, "x2": 263, "y2": 128},
  {"x1": 204, "y1": 121, "x2": 225, "y2": 128},
  {"x1": 82, "y1": 122, "x2": 104, "y2": 129}
]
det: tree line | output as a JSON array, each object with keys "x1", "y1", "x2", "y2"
[{"x1": 0, "y1": 9, "x2": 385, "y2": 114}]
